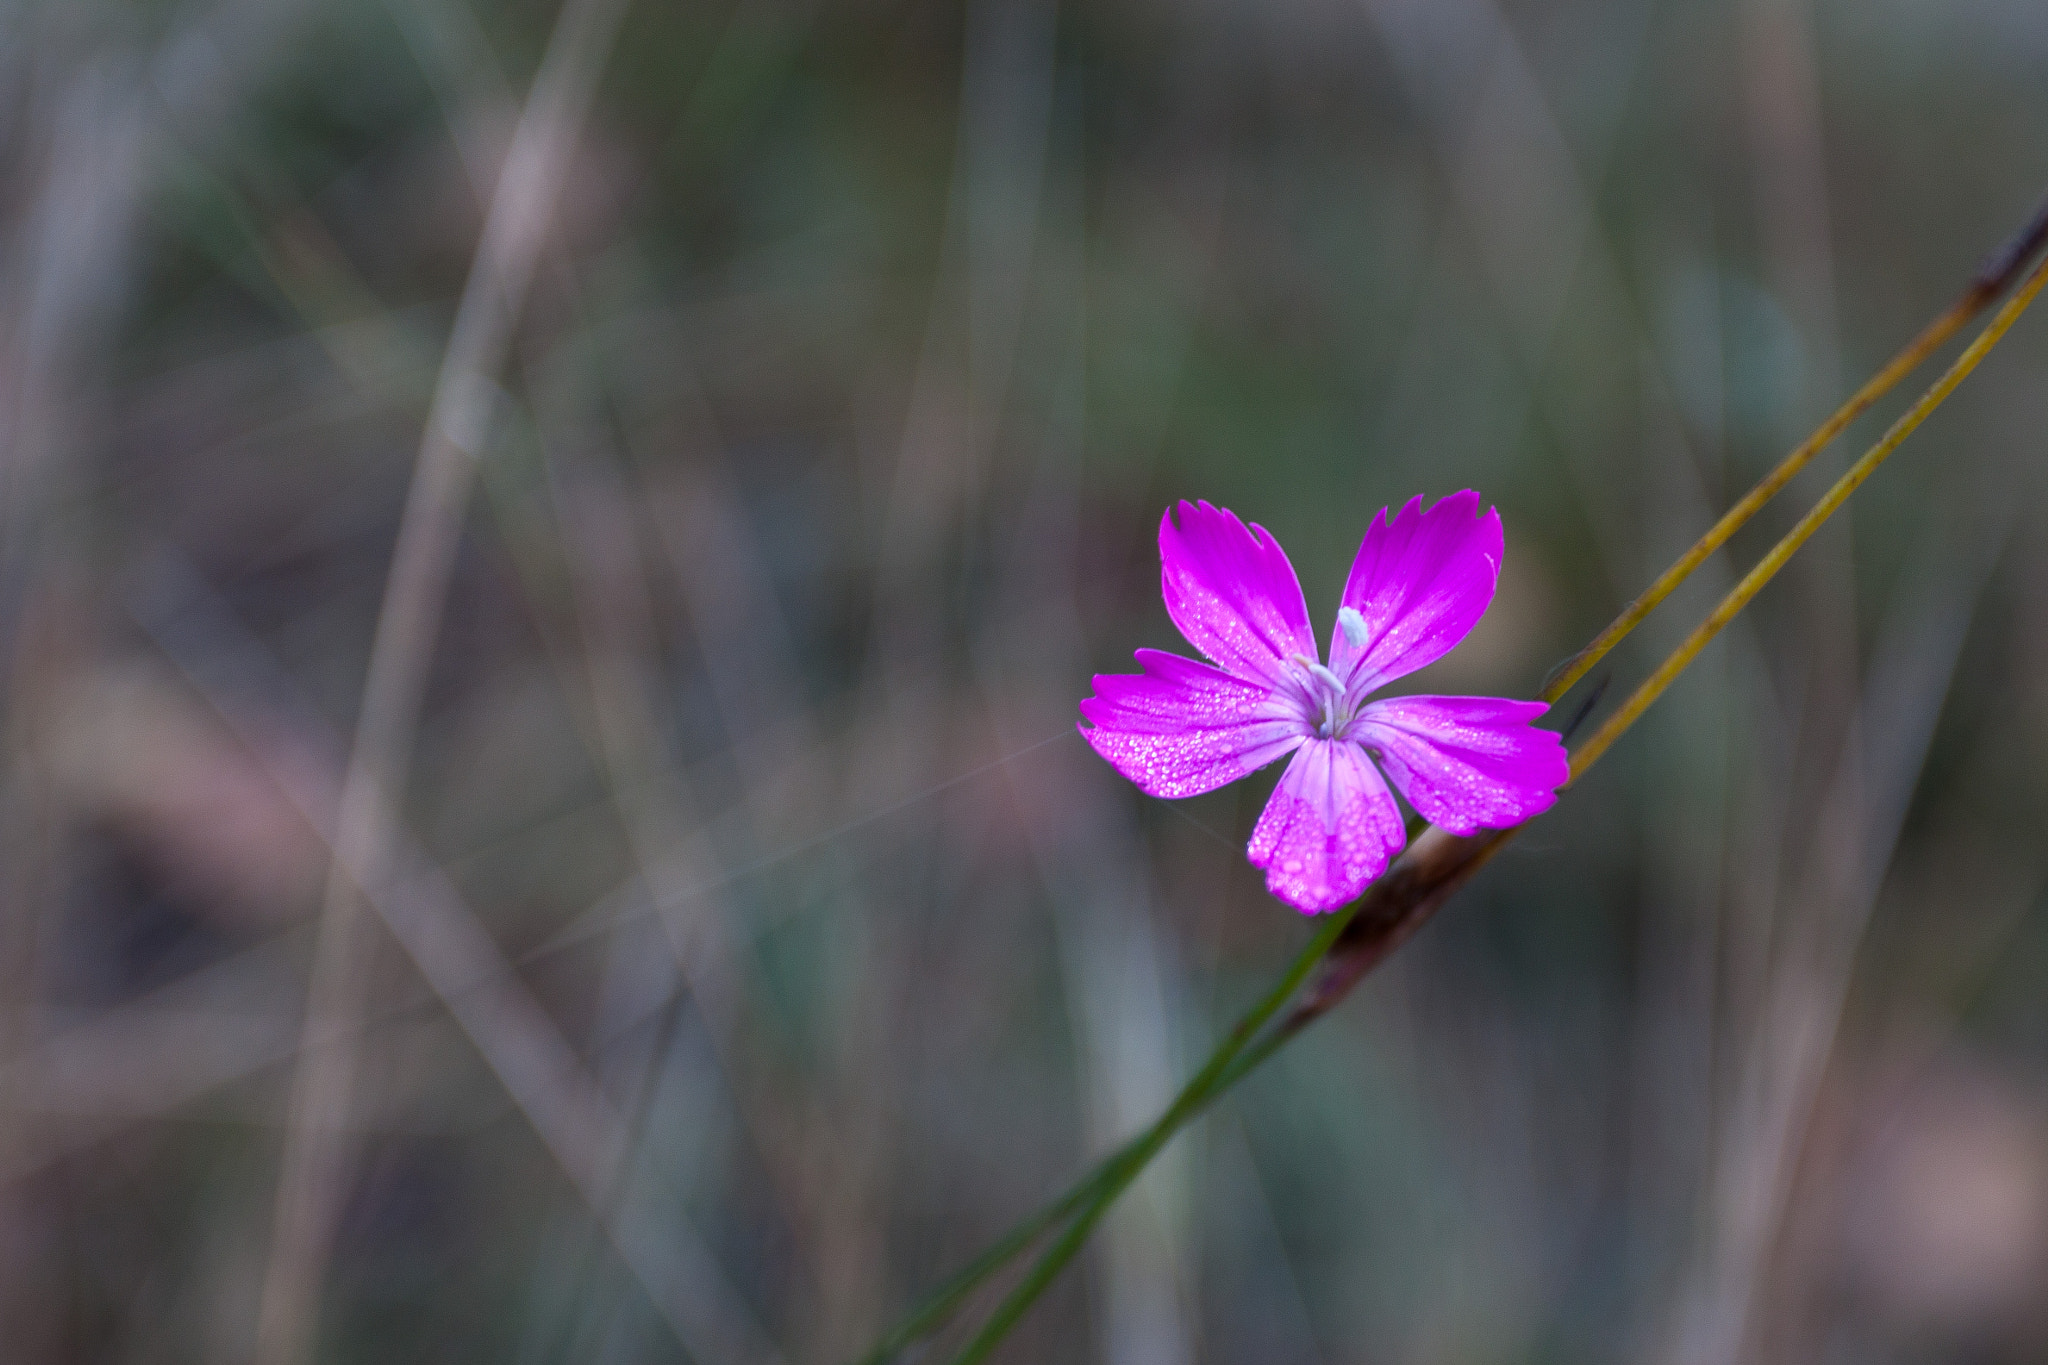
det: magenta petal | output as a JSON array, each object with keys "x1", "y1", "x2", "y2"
[
  {"x1": 1159, "y1": 500, "x2": 1317, "y2": 690},
  {"x1": 1247, "y1": 738, "x2": 1407, "y2": 914},
  {"x1": 1353, "y1": 695, "x2": 1568, "y2": 836},
  {"x1": 1329, "y1": 491, "x2": 1503, "y2": 695},
  {"x1": 1080, "y1": 648, "x2": 1307, "y2": 799}
]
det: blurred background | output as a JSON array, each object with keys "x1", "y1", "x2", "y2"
[{"x1": 4, "y1": 0, "x2": 2048, "y2": 1361}]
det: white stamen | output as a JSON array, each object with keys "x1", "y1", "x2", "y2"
[
  {"x1": 1288, "y1": 653, "x2": 1353, "y2": 737},
  {"x1": 1337, "y1": 605, "x2": 1369, "y2": 650}
]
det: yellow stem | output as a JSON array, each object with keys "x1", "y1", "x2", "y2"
[
  {"x1": 1542, "y1": 192, "x2": 2048, "y2": 706},
  {"x1": 1542, "y1": 301, "x2": 1965, "y2": 703},
  {"x1": 1566, "y1": 250, "x2": 2048, "y2": 782}
]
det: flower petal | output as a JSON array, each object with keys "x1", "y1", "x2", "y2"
[
  {"x1": 1353, "y1": 695, "x2": 1568, "y2": 835},
  {"x1": 1247, "y1": 738, "x2": 1407, "y2": 914},
  {"x1": 1160, "y1": 500, "x2": 1317, "y2": 690},
  {"x1": 1329, "y1": 491, "x2": 1503, "y2": 695},
  {"x1": 1080, "y1": 648, "x2": 1306, "y2": 799}
]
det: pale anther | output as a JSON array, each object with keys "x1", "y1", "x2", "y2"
[{"x1": 1337, "y1": 605, "x2": 1369, "y2": 650}]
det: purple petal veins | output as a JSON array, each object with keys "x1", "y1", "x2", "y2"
[
  {"x1": 1078, "y1": 648, "x2": 1307, "y2": 799},
  {"x1": 1328, "y1": 490, "x2": 1503, "y2": 699},
  {"x1": 1247, "y1": 739, "x2": 1407, "y2": 913},
  {"x1": 1080, "y1": 492, "x2": 1566, "y2": 914},
  {"x1": 1353, "y1": 695, "x2": 1569, "y2": 835},
  {"x1": 1158, "y1": 500, "x2": 1316, "y2": 692}
]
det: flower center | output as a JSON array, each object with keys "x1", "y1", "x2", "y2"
[{"x1": 1288, "y1": 654, "x2": 1353, "y2": 739}]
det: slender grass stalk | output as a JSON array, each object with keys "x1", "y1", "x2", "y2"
[
  {"x1": 944, "y1": 902, "x2": 1360, "y2": 1364},
  {"x1": 1539, "y1": 188, "x2": 2048, "y2": 706},
  {"x1": 849, "y1": 1170, "x2": 1116, "y2": 1365},
  {"x1": 1566, "y1": 247, "x2": 2048, "y2": 779},
  {"x1": 853, "y1": 905, "x2": 1363, "y2": 1365},
  {"x1": 853, "y1": 200, "x2": 2048, "y2": 1365},
  {"x1": 255, "y1": 3, "x2": 632, "y2": 1360}
]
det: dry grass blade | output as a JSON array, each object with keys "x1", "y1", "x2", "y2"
[
  {"x1": 134, "y1": 555, "x2": 781, "y2": 1364},
  {"x1": 1667, "y1": 507, "x2": 2013, "y2": 1365},
  {"x1": 254, "y1": 0, "x2": 632, "y2": 1359}
]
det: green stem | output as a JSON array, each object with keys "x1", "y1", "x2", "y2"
[
  {"x1": 849, "y1": 1181, "x2": 1101, "y2": 1365},
  {"x1": 851, "y1": 901, "x2": 1357, "y2": 1365},
  {"x1": 944, "y1": 904, "x2": 1360, "y2": 1365},
  {"x1": 857, "y1": 932, "x2": 1343, "y2": 1365}
]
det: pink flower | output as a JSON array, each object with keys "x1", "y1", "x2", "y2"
[{"x1": 1079, "y1": 493, "x2": 1569, "y2": 913}]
